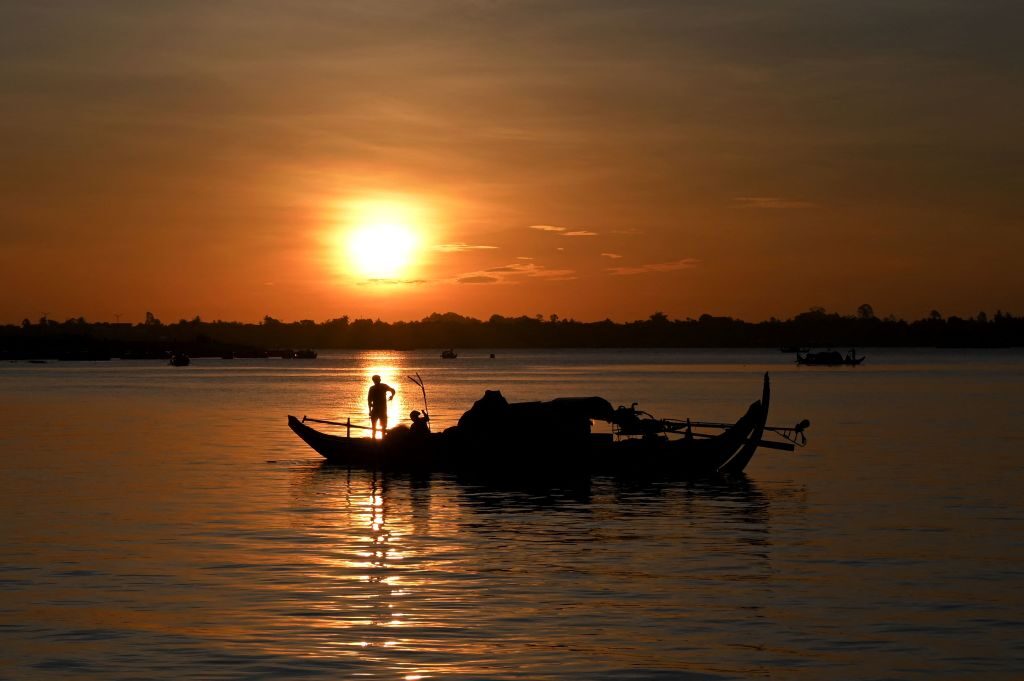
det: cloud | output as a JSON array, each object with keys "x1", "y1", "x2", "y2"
[
  {"x1": 516, "y1": 256, "x2": 534, "y2": 260},
  {"x1": 456, "y1": 261, "x2": 576, "y2": 284},
  {"x1": 600, "y1": 252, "x2": 623, "y2": 259},
  {"x1": 434, "y1": 242, "x2": 498, "y2": 252},
  {"x1": 735, "y1": 197, "x2": 814, "y2": 209},
  {"x1": 530, "y1": 225, "x2": 597, "y2": 237},
  {"x1": 607, "y1": 258, "x2": 699, "y2": 276}
]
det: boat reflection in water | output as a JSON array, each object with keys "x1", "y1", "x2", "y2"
[{"x1": 286, "y1": 464, "x2": 802, "y2": 678}]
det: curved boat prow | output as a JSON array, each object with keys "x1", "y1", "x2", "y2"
[{"x1": 718, "y1": 373, "x2": 770, "y2": 474}]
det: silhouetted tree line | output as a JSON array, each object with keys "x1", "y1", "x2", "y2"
[{"x1": 1, "y1": 306, "x2": 1022, "y2": 360}]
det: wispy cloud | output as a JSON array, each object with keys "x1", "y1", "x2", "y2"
[
  {"x1": 530, "y1": 225, "x2": 597, "y2": 237},
  {"x1": 735, "y1": 197, "x2": 814, "y2": 209},
  {"x1": 457, "y1": 261, "x2": 576, "y2": 284},
  {"x1": 607, "y1": 258, "x2": 699, "y2": 276},
  {"x1": 434, "y1": 242, "x2": 499, "y2": 253},
  {"x1": 600, "y1": 252, "x2": 623, "y2": 259}
]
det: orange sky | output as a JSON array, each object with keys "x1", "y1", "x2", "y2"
[{"x1": 2, "y1": 2, "x2": 1022, "y2": 324}]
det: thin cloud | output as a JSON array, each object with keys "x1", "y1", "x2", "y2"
[
  {"x1": 435, "y1": 242, "x2": 499, "y2": 253},
  {"x1": 607, "y1": 258, "x2": 699, "y2": 276},
  {"x1": 735, "y1": 196, "x2": 814, "y2": 209},
  {"x1": 530, "y1": 225, "x2": 597, "y2": 237},
  {"x1": 457, "y1": 261, "x2": 576, "y2": 284},
  {"x1": 601, "y1": 252, "x2": 623, "y2": 259}
]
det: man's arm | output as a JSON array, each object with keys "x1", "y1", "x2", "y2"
[{"x1": 387, "y1": 386, "x2": 396, "y2": 400}]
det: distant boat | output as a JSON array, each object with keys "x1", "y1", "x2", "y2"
[
  {"x1": 168, "y1": 353, "x2": 191, "y2": 367},
  {"x1": 440, "y1": 349, "x2": 457, "y2": 359},
  {"x1": 796, "y1": 349, "x2": 864, "y2": 366},
  {"x1": 294, "y1": 349, "x2": 318, "y2": 359}
]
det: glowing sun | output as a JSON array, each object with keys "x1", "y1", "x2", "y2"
[{"x1": 340, "y1": 199, "x2": 424, "y2": 280}]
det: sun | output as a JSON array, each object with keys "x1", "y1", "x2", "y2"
[{"x1": 339, "y1": 199, "x2": 425, "y2": 280}]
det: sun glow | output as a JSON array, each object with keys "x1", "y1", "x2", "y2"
[{"x1": 339, "y1": 199, "x2": 426, "y2": 281}]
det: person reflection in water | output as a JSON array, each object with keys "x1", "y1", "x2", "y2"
[
  {"x1": 367, "y1": 374, "x2": 395, "y2": 439},
  {"x1": 409, "y1": 410, "x2": 430, "y2": 435}
]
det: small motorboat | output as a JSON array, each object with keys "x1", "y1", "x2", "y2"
[
  {"x1": 168, "y1": 353, "x2": 191, "y2": 366},
  {"x1": 440, "y1": 349, "x2": 457, "y2": 359},
  {"x1": 295, "y1": 349, "x2": 318, "y2": 359}
]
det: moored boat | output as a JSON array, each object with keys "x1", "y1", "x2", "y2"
[
  {"x1": 796, "y1": 349, "x2": 864, "y2": 366},
  {"x1": 288, "y1": 374, "x2": 804, "y2": 476},
  {"x1": 440, "y1": 349, "x2": 457, "y2": 359},
  {"x1": 168, "y1": 353, "x2": 191, "y2": 366}
]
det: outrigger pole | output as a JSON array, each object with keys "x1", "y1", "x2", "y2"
[{"x1": 658, "y1": 417, "x2": 811, "y2": 447}]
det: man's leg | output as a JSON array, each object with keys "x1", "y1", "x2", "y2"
[
  {"x1": 371, "y1": 416, "x2": 378, "y2": 439},
  {"x1": 380, "y1": 415, "x2": 388, "y2": 434}
]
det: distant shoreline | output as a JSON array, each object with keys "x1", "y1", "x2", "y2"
[{"x1": 3, "y1": 308, "x2": 1022, "y2": 359}]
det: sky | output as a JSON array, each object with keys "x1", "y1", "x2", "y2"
[{"x1": 1, "y1": 0, "x2": 1022, "y2": 324}]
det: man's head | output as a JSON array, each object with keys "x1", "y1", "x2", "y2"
[
  {"x1": 372, "y1": 374, "x2": 381, "y2": 384},
  {"x1": 410, "y1": 410, "x2": 420, "y2": 420}
]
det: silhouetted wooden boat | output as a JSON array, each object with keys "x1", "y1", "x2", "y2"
[
  {"x1": 168, "y1": 353, "x2": 191, "y2": 366},
  {"x1": 295, "y1": 349, "x2": 318, "y2": 359},
  {"x1": 440, "y1": 349, "x2": 457, "y2": 359},
  {"x1": 288, "y1": 374, "x2": 800, "y2": 476},
  {"x1": 796, "y1": 350, "x2": 864, "y2": 366}
]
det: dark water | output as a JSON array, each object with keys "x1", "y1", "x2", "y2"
[{"x1": 1, "y1": 349, "x2": 1022, "y2": 679}]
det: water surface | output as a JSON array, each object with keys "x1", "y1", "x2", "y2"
[{"x1": 1, "y1": 349, "x2": 1022, "y2": 679}]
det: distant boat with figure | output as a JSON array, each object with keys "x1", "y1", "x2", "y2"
[
  {"x1": 796, "y1": 349, "x2": 865, "y2": 366},
  {"x1": 168, "y1": 353, "x2": 191, "y2": 366},
  {"x1": 440, "y1": 349, "x2": 457, "y2": 359}
]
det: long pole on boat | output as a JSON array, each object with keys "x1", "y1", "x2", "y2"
[{"x1": 408, "y1": 372, "x2": 429, "y2": 419}]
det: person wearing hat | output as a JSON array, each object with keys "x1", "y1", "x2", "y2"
[
  {"x1": 367, "y1": 374, "x2": 395, "y2": 439},
  {"x1": 409, "y1": 410, "x2": 430, "y2": 435}
]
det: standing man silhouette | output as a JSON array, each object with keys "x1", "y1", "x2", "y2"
[{"x1": 367, "y1": 374, "x2": 395, "y2": 439}]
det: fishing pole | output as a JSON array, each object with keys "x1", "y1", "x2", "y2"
[{"x1": 407, "y1": 372, "x2": 429, "y2": 419}]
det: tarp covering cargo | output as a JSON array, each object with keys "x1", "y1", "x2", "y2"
[{"x1": 455, "y1": 391, "x2": 614, "y2": 443}]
